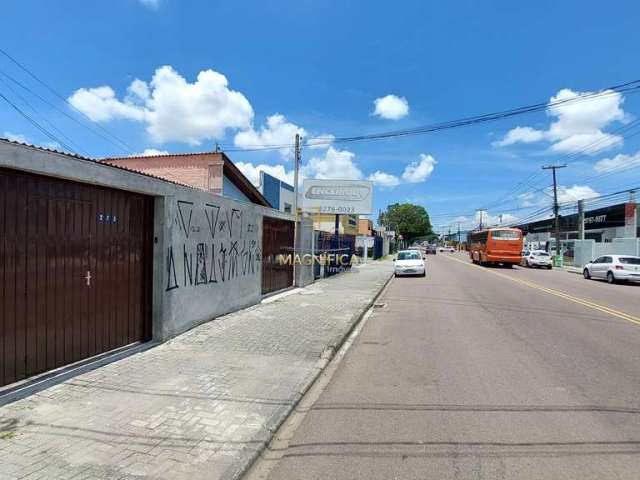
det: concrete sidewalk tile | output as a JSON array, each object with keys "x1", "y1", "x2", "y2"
[{"x1": 0, "y1": 261, "x2": 393, "y2": 480}]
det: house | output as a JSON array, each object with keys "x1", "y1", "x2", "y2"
[
  {"x1": 103, "y1": 151, "x2": 271, "y2": 207},
  {"x1": 0, "y1": 138, "x2": 301, "y2": 389},
  {"x1": 358, "y1": 218, "x2": 374, "y2": 236}
]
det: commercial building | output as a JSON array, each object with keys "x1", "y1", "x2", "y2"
[
  {"x1": 518, "y1": 202, "x2": 638, "y2": 245},
  {"x1": 517, "y1": 200, "x2": 639, "y2": 266},
  {"x1": 258, "y1": 170, "x2": 296, "y2": 213},
  {"x1": 257, "y1": 171, "x2": 359, "y2": 234}
]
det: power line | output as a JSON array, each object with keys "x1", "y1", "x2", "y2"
[
  {"x1": 0, "y1": 74, "x2": 87, "y2": 155},
  {"x1": 0, "y1": 48, "x2": 133, "y2": 153},
  {"x1": 0, "y1": 67, "x2": 132, "y2": 155},
  {"x1": 218, "y1": 80, "x2": 640, "y2": 152},
  {"x1": 480, "y1": 117, "x2": 640, "y2": 212},
  {"x1": 0, "y1": 90, "x2": 75, "y2": 152}
]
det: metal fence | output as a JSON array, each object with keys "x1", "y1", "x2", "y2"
[{"x1": 314, "y1": 231, "x2": 356, "y2": 279}]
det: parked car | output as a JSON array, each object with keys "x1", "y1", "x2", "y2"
[
  {"x1": 394, "y1": 250, "x2": 426, "y2": 277},
  {"x1": 522, "y1": 250, "x2": 553, "y2": 269},
  {"x1": 426, "y1": 244, "x2": 437, "y2": 255},
  {"x1": 583, "y1": 255, "x2": 640, "y2": 284},
  {"x1": 445, "y1": 246, "x2": 455, "y2": 253}
]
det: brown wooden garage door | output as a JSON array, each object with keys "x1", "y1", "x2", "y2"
[
  {"x1": 0, "y1": 168, "x2": 153, "y2": 387},
  {"x1": 261, "y1": 217, "x2": 294, "y2": 295}
]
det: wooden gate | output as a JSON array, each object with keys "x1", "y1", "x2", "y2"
[
  {"x1": 261, "y1": 217, "x2": 294, "y2": 295},
  {"x1": 0, "y1": 168, "x2": 153, "y2": 387}
]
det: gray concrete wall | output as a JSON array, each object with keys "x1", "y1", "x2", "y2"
[
  {"x1": 1, "y1": 140, "x2": 299, "y2": 342},
  {"x1": 572, "y1": 240, "x2": 595, "y2": 268},
  {"x1": 295, "y1": 217, "x2": 315, "y2": 288},
  {"x1": 157, "y1": 190, "x2": 264, "y2": 339}
]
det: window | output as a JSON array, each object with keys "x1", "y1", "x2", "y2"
[
  {"x1": 533, "y1": 251, "x2": 550, "y2": 257},
  {"x1": 397, "y1": 251, "x2": 421, "y2": 260},
  {"x1": 284, "y1": 203, "x2": 292, "y2": 214},
  {"x1": 619, "y1": 257, "x2": 640, "y2": 265},
  {"x1": 603, "y1": 256, "x2": 613, "y2": 264},
  {"x1": 594, "y1": 257, "x2": 605, "y2": 263},
  {"x1": 491, "y1": 230, "x2": 521, "y2": 240},
  {"x1": 470, "y1": 231, "x2": 488, "y2": 243}
]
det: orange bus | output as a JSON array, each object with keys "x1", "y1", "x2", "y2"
[{"x1": 468, "y1": 227, "x2": 523, "y2": 267}]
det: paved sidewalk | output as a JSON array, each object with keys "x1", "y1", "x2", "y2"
[{"x1": 0, "y1": 261, "x2": 393, "y2": 480}]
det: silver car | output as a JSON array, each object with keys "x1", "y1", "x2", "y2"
[{"x1": 583, "y1": 255, "x2": 640, "y2": 284}]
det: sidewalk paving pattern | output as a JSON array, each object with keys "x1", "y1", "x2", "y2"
[{"x1": 0, "y1": 261, "x2": 393, "y2": 480}]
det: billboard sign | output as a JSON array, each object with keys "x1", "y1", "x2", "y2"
[{"x1": 302, "y1": 179, "x2": 373, "y2": 214}]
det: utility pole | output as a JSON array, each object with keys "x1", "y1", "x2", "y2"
[
  {"x1": 293, "y1": 134, "x2": 301, "y2": 286},
  {"x1": 294, "y1": 134, "x2": 300, "y2": 219},
  {"x1": 477, "y1": 210, "x2": 484, "y2": 230},
  {"x1": 457, "y1": 222, "x2": 461, "y2": 250},
  {"x1": 542, "y1": 164, "x2": 567, "y2": 260}
]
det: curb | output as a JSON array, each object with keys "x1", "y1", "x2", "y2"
[{"x1": 223, "y1": 268, "x2": 395, "y2": 480}]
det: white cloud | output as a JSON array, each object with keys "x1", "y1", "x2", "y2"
[
  {"x1": 494, "y1": 88, "x2": 627, "y2": 154},
  {"x1": 518, "y1": 191, "x2": 538, "y2": 208},
  {"x1": 68, "y1": 66, "x2": 254, "y2": 145},
  {"x1": 234, "y1": 114, "x2": 304, "y2": 159},
  {"x1": 519, "y1": 184, "x2": 599, "y2": 207},
  {"x1": 367, "y1": 171, "x2": 400, "y2": 188},
  {"x1": 373, "y1": 94, "x2": 409, "y2": 120},
  {"x1": 135, "y1": 148, "x2": 169, "y2": 156},
  {"x1": 402, "y1": 154, "x2": 436, "y2": 183},
  {"x1": 44, "y1": 141, "x2": 61, "y2": 150},
  {"x1": 235, "y1": 161, "x2": 295, "y2": 187},
  {"x1": 303, "y1": 146, "x2": 363, "y2": 180},
  {"x1": 306, "y1": 134, "x2": 334, "y2": 149},
  {"x1": 594, "y1": 149, "x2": 640, "y2": 173},
  {"x1": 556, "y1": 185, "x2": 599, "y2": 204},
  {"x1": 492, "y1": 126, "x2": 546, "y2": 147},
  {"x1": 2, "y1": 132, "x2": 60, "y2": 151},
  {"x1": 454, "y1": 211, "x2": 519, "y2": 230},
  {"x1": 3, "y1": 131, "x2": 28, "y2": 143},
  {"x1": 68, "y1": 85, "x2": 146, "y2": 123}
]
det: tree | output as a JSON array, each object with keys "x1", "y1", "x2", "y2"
[{"x1": 380, "y1": 203, "x2": 433, "y2": 242}]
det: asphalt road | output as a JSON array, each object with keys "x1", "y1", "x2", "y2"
[{"x1": 264, "y1": 252, "x2": 640, "y2": 480}]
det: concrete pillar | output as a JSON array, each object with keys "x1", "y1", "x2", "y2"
[
  {"x1": 624, "y1": 190, "x2": 637, "y2": 238},
  {"x1": 578, "y1": 200, "x2": 585, "y2": 240}
]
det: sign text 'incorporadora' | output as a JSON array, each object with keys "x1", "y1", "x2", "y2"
[{"x1": 302, "y1": 179, "x2": 373, "y2": 214}]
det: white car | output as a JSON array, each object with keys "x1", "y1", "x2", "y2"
[
  {"x1": 522, "y1": 250, "x2": 553, "y2": 269},
  {"x1": 394, "y1": 250, "x2": 426, "y2": 277},
  {"x1": 445, "y1": 246, "x2": 455, "y2": 253},
  {"x1": 583, "y1": 255, "x2": 640, "y2": 284}
]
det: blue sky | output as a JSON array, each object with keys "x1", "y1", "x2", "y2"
[{"x1": 2, "y1": 0, "x2": 640, "y2": 230}]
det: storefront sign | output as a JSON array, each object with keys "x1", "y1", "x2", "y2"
[{"x1": 302, "y1": 179, "x2": 373, "y2": 214}]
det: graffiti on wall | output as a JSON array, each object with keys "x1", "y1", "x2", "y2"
[{"x1": 166, "y1": 200, "x2": 261, "y2": 291}]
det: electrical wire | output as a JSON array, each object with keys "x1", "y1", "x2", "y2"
[
  {"x1": 0, "y1": 75, "x2": 87, "y2": 155},
  {"x1": 218, "y1": 81, "x2": 640, "y2": 152},
  {"x1": 0, "y1": 48, "x2": 133, "y2": 153},
  {"x1": 0, "y1": 90, "x2": 75, "y2": 152}
]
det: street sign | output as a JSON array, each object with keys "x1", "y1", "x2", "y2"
[{"x1": 302, "y1": 179, "x2": 373, "y2": 214}]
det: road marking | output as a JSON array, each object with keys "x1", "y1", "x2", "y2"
[{"x1": 442, "y1": 254, "x2": 640, "y2": 326}]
